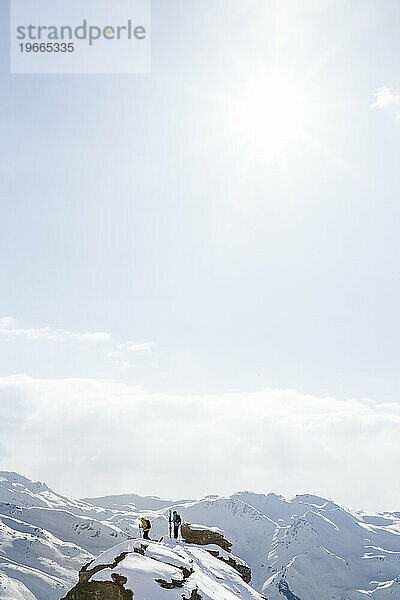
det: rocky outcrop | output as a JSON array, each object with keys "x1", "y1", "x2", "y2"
[
  {"x1": 61, "y1": 551, "x2": 133, "y2": 600},
  {"x1": 206, "y1": 548, "x2": 252, "y2": 583},
  {"x1": 62, "y1": 575, "x2": 133, "y2": 600},
  {"x1": 181, "y1": 522, "x2": 232, "y2": 551},
  {"x1": 60, "y1": 540, "x2": 194, "y2": 600},
  {"x1": 182, "y1": 590, "x2": 202, "y2": 600},
  {"x1": 181, "y1": 522, "x2": 251, "y2": 582},
  {"x1": 60, "y1": 537, "x2": 257, "y2": 600}
]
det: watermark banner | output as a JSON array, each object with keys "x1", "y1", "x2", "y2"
[{"x1": 10, "y1": 0, "x2": 151, "y2": 74}]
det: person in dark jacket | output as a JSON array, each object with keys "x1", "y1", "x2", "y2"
[{"x1": 172, "y1": 511, "x2": 181, "y2": 539}]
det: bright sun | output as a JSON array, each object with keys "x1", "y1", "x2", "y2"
[{"x1": 226, "y1": 72, "x2": 313, "y2": 160}]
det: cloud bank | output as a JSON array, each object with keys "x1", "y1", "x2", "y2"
[{"x1": 0, "y1": 374, "x2": 398, "y2": 511}]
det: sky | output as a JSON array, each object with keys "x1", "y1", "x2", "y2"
[{"x1": 1, "y1": 0, "x2": 400, "y2": 510}]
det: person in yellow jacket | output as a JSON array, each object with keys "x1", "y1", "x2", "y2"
[{"x1": 139, "y1": 517, "x2": 151, "y2": 539}]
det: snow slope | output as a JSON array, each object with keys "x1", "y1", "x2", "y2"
[
  {"x1": 1, "y1": 473, "x2": 400, "y2": 599},
  {"x1": 71, "y1": 538, "x2": 263, "y2": 600}
]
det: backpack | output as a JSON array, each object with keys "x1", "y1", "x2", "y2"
[
  {"x1": 145, "y1": 519, "x2": 151, "y2": 530},
  {"x1": 176, "y1": 514, "x2": 181, "y2": 525}
]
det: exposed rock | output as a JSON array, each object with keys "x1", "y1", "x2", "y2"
[
  {"x1": 181, "y1": 523, "x2": 251, "y2": 582},
  {"x1": 61, "y1": 552, "x2": 132, "y2": 600},
  {"x1": 182, "y1": 590, "x2": 202, "y2": 600},
  {"x1": 61, "y1": 538, "x2": 258, "y2": 600},
  {"x1": 155, "y1": 559, "x2": 194, "y2": 588},
  {"x1": 155, "y1": 577, "x2": 185, "y2": 589},
  {"x1": 78, "y1": 552, "x2": 129, "y2": 583},
  {"x1": 277, "y1": 580, "x2": 302, "y2": 600},
  {"x1": 181, "y1": 522, "x2": 232, "y2": 551},
  {"x1": 61, "y1": 576, "x2": 133, "y2": 600},
  {"x1": 206, "y1": 548, "x2": 252, "y2": 583}
]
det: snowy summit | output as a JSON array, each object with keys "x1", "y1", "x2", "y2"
[{"x1": 61, "y1": 538, "x2": 262, "y2": 600}]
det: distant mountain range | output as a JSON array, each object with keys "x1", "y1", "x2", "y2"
[{"x1": 0, "y1": 472, "x2": 400, "y2": 599}]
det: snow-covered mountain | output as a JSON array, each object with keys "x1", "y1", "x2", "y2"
[
  {"x1": 1, "y1": 472, "x2": 400, "y2": 599},
  {"x1": 61, "y1": 537, "x2": 263, "y2": 600}
]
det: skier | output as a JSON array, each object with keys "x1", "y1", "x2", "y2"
[
  {"x1": 139, "y1": 517, "x2": 151, "y2": 540},
  {"x1": 172, "y1": 511, "x2": 181, "y2": 539}
]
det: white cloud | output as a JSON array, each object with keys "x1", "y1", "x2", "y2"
[
  {"x1": 371, "y1": 86, "x2": 400, "y2": 120},
  {"x1": 0, "y1": 318, "x2": 154, "y2": 371},
  {"x1": 106, "y1": 341, "x2": 155, "y2": 369},
  {"x1": 106, "y1": 351, "x2": 135, "y2": 369},
  {"x1": 0, "y1": 374, "x2": 398, "y2": 511},
  {"x1": 0, "y1": 317, "x2": 17, "y2": 328},
  {"x1": 118, "y1": 341, "x2": 154, "y2": 353},
  {"x1": 0, "y1": 316, "x2": 110, "y2": 344}
]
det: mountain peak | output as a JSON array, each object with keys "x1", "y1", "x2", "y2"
[{"x1": 61, "y1": 538, "x2": 262, "y2": 600}]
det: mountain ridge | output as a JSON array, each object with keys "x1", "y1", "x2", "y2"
[{"x1": 1, "y1": 472, "x2": 400, "y2": 600}]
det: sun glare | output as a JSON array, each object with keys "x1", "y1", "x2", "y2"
[{"x1": 226, "y1": 73, "x2": 312, "y2": 160}]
